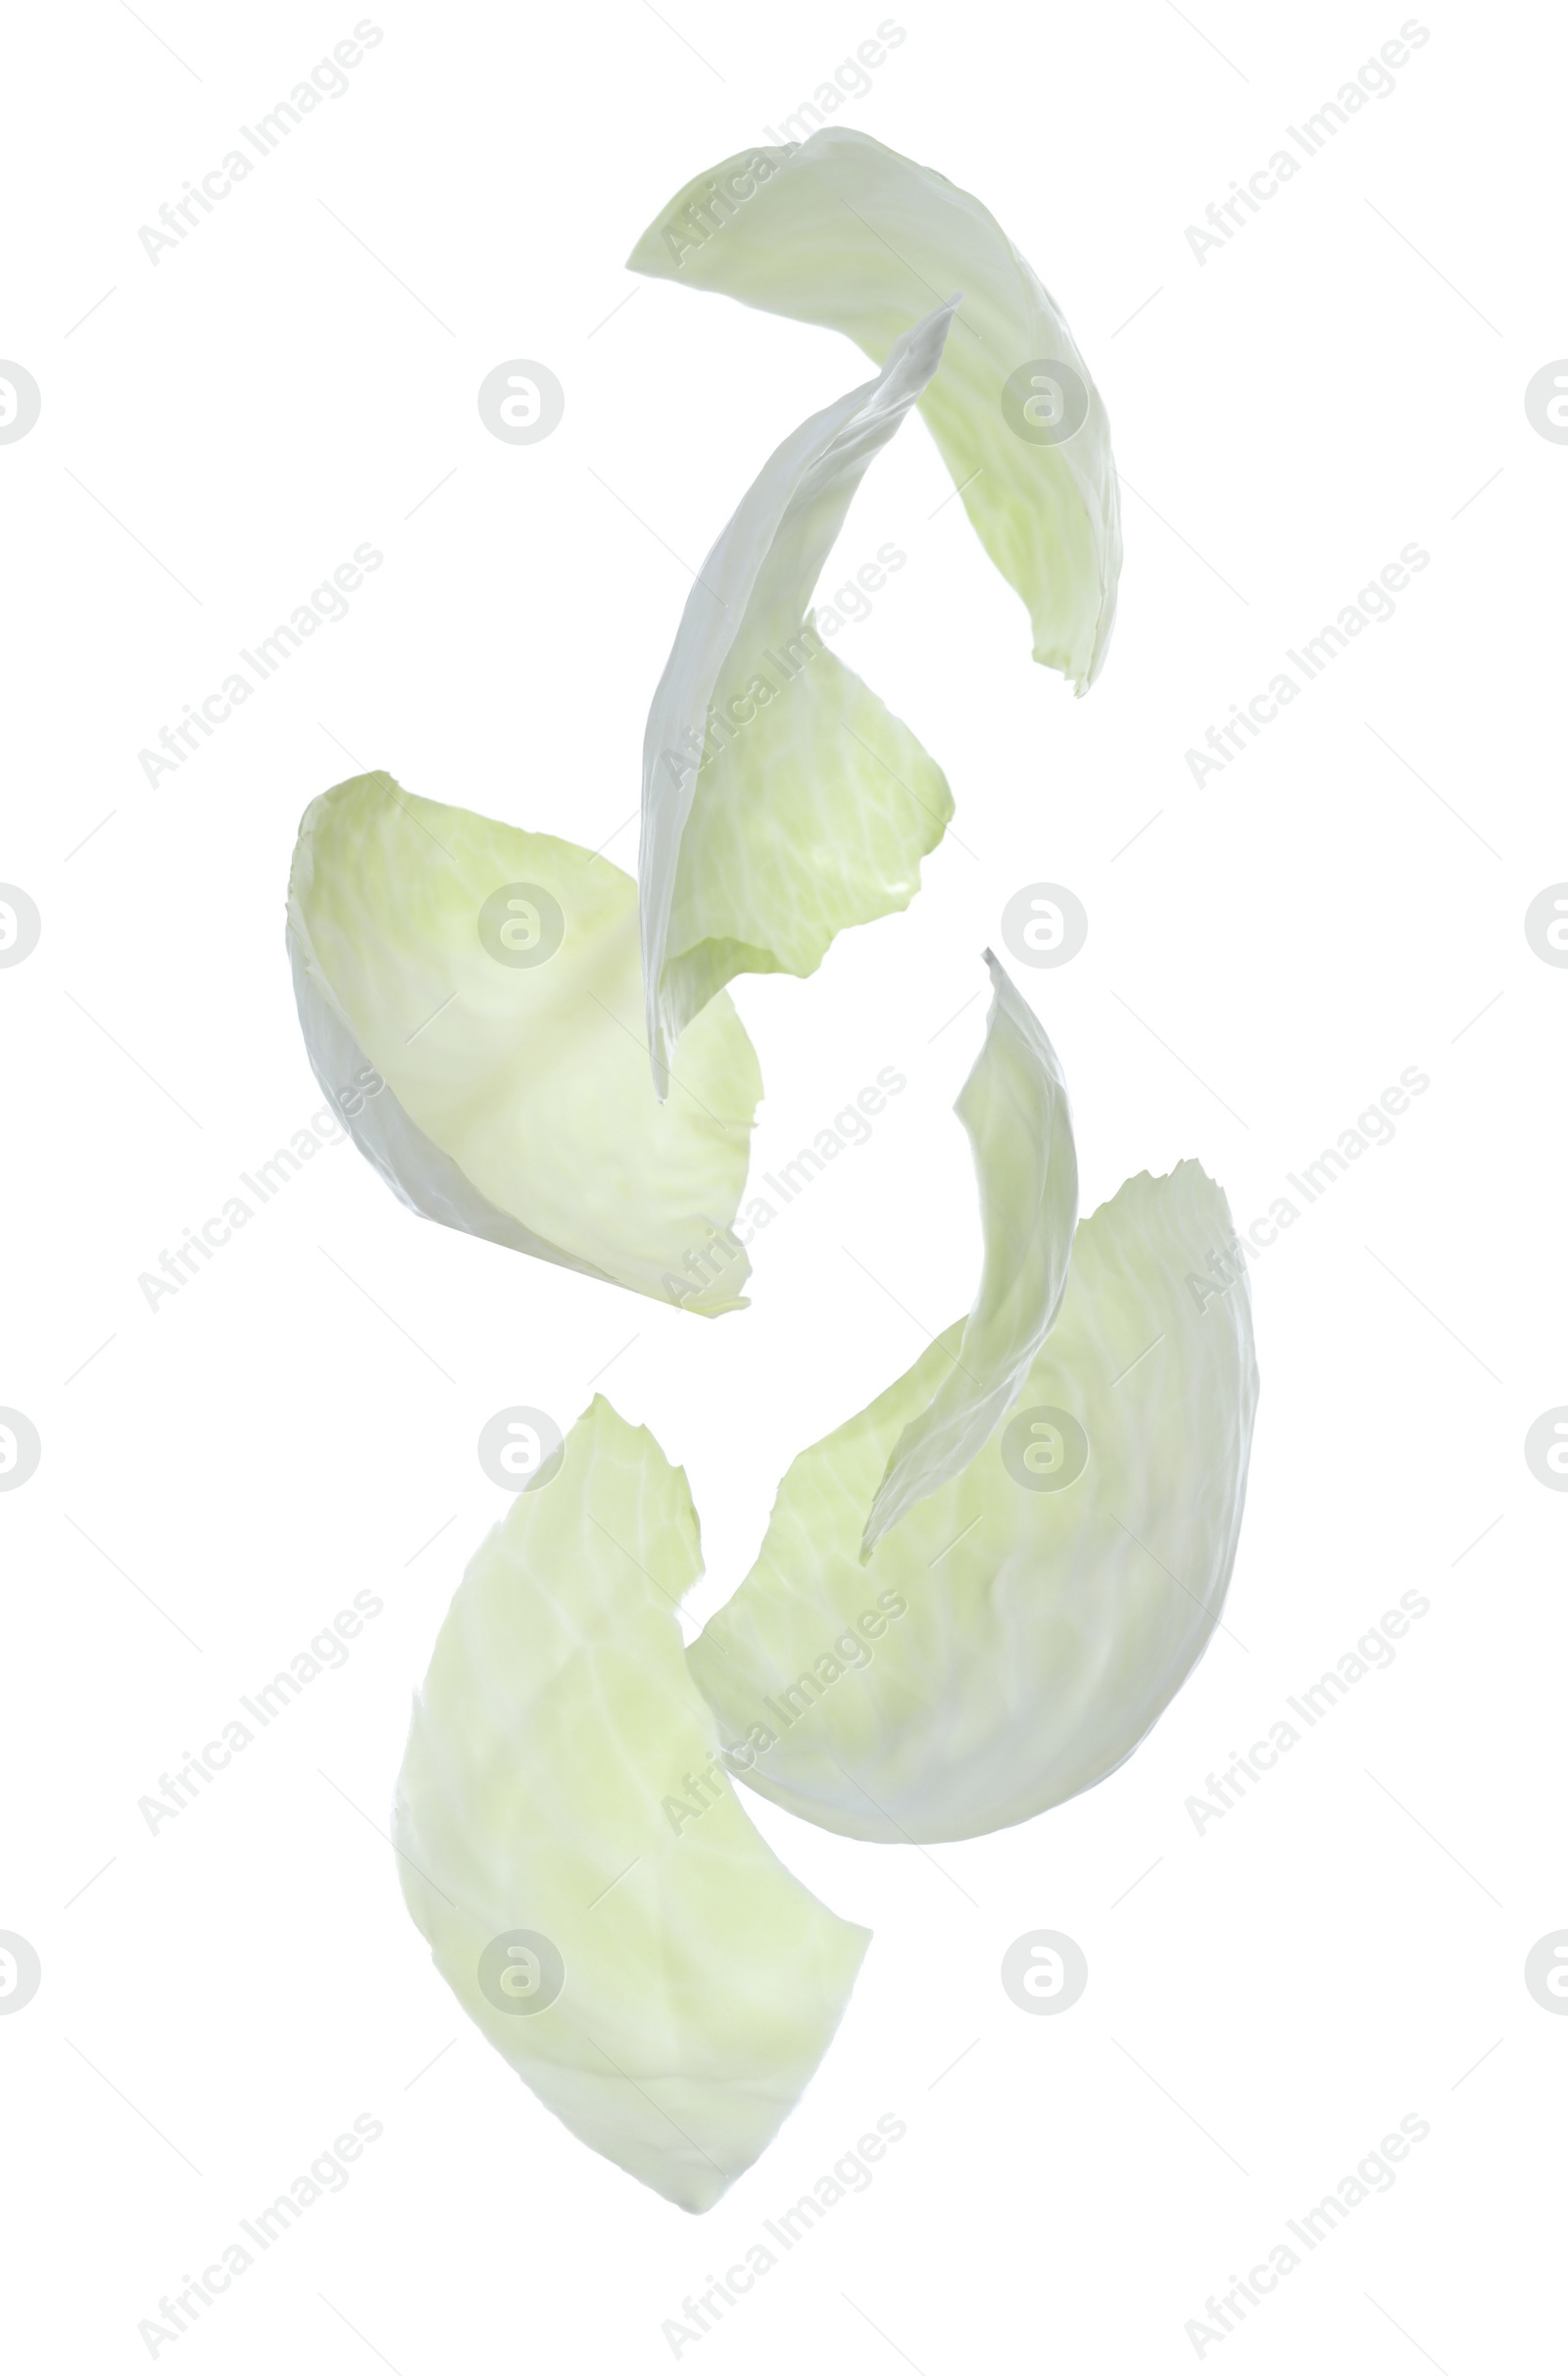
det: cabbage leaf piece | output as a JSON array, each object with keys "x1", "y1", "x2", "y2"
[
  {"x1": 688, "y1": 1163, "x2": 1257, "y2": 1842},
  {"x1": 629, "y1": 127, "x2": 1121, "y2": 692},
  {"x1": 861, "y1": 951, "x2": 1076, "y2": 1555},
  {"x1": 287, "y1": 771, "x2": 760, "y2": 1313},
  {"x1": 641, "y1": 302, "x2": 956, "y2": 1092},
  {"x1": 394, "y1": 1397, "x2": 870, "y2": 2211}
]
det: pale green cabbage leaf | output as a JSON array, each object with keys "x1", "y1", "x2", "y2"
[
  {"x1": 688, "y1": 1156, "x2": 1257, "y2": 1843},
  {"x1": 287, "y1": 771, "x2": 760, "y2": 1313},
  {"x1": 641, "y1": 302, "x2": 956, "y2": 1091},
  {"x1": 861, "y1": 950, "x2": 1077, "y2": 1554},
  {"x1": 629, "y1": 126, "x2": 1121, "y2": 691},
  {"x1": 394, "y1": 1397, "x2": 869, "y2": 2211}
]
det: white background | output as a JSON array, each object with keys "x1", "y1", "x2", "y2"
[{"x1": 3, "y1": 1, "x2": 1564, "y2": 2367}]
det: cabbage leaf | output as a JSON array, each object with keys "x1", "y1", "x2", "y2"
[
  {"x1": 394, "y1": 1397, "x2": 869, "y2": 2210},
  {"x1": 689, "y1": 1158, "x2": 1257, "y2": 1843},
  {"x1": 287, "y1": 770, "x2": 760, "y2": 1313},
  {"x1": 861, "y1": 950, "x2": 1077, "y2": 1554},
  {"x1": 641, "y1": 303, "x2": 956, "y2": 1090},
  {"x1": 629, "y1": 127, "x2": 1121, "y2": 691}
]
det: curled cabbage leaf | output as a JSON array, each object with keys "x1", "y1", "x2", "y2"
[
  {"x1": 688, "y1": 1143, "x2": 1257, "y2": 1841},
  {"x1": 287, "y1": 771, "x2": 760, "y2": 1313},
  {"x1": 641, "y1": 303, "x2": 956, "y2": 1091},
  {"x1": 862, "y1": 951, "x2": 1077, "y2": 1555},
  {"x1": 629, "y1": 127, "x2": 1121, "y2": 691},
  {"x1": 394, "y1": 1397, "x2": 869, "y2": 2211}
]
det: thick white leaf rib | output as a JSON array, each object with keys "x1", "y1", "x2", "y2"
[
  {"x1": 629, "y1": 126, "x2": 1121, "y2": 691},
  {"x1": 861, "y1": 950, "x2": 1078, "y2": 1554},
  {"x1": 394, "y1": 1398, "x2": 870, "y2": 2211},
  {"x1": 287, "y1": 770, "x2": 761, "y2": 1313},
  {"x1": 640, "y1": 300, "x2": 956, "y2": 1093}
]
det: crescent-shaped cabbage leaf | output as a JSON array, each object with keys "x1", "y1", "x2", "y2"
[
  {"x1": 629, "y1": 127, "x2": 1120, "y2": 691},
  {"x1": 394, "y1": 1397, "x2": 870, "y2": 2210},
  {"x1": 689, "y1": 1116, "x2": 1256, "y2": 1840},
  {"x1": 287, "y1": 771, "x2": 760, "y2": 1313},
  {"x1": 641, "y1": 302, "x2": 956, "y2": 1090}
]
